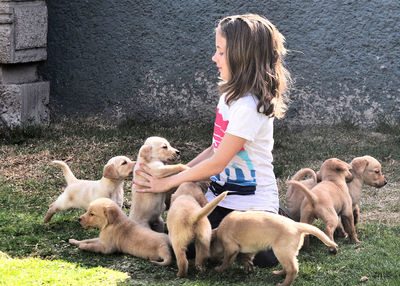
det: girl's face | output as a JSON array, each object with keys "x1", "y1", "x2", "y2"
[{"x1": 212, "y1": 32, "x2": 230, "y2": 81}]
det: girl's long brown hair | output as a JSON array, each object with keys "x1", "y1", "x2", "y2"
[{"x1": 216, "y1": 14, "x2": 290, "y2": 118}]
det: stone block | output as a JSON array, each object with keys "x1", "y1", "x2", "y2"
[
  {"x1": 0, "y1": 1, "x2": 47, "y2": 63},
  {"x1": 0, "y1": 81, "x2": 49, "y2": 128},
  {"x1": 0, "y1": 63, "x2": 38, "y2": 84}
]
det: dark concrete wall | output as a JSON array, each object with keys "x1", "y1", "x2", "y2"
[{"x1": 41, "y1": 1, "x2": 400, "y2": 127}]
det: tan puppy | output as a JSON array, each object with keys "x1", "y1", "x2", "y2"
[
  {"x1": 69, "y1": 198, "x2": 171, "y2": 266},
  {"x1": 129, "y1": 136, "x2": 189, "y2": 232},
  {"x1": 287, "y1": 158, "x2": 356, "y2": 253},
  {"x1": 211, "y1": 210, "x2": 337, "y2": 286},
  {"x1": 167, "y1": 182, "x2": 227, "y2": 278},
  {"x1": 285, "y1": 168, "x2": 317, "y2": 221},
  {"x1": 285, "y1": 156, "x2": 387, "y2": 224},
  {"x1": 44, "y1": 156, "x2": 135, "y2": 223}
]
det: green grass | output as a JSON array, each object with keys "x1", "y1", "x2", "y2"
[{"x1": 0, "y1": 118, "x2": 399, "y2": 285}]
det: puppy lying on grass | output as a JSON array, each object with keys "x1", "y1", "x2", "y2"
[
  {"x1": 69, "y1": 198, "x2": 171, "y2": 266},
  {"x1": 129, "y1": 136, "x2": 189, "y2": 232},
  {"x1": 287, "y1": 158, "x2": 356, "y2": 253},
  {"x1": 211, "y1": 210, "x2": 337, "y2": 286},
  {"x1": 44, "y1": 156, "x2": 135, "y2": 223},
  {"x1": 167, "y1": 182, "x2": 227, "y2": 278}
]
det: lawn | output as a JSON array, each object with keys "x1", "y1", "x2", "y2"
[{"x1": 0, "y1": 118, "x2": 399, "y2": 285}]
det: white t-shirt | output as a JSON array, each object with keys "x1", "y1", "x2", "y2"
[{"x1": 205, "y1": 93, "x2": 279, "y2": 213}]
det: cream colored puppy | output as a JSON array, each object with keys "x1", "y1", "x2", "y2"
[
  {"x1": 211, "y1": 210, "x2": 337, "y2": 286},
  {"x1": 129, "y1": 136, "x2": 189, "y2": 232},
  {"x1": 44, "y1": 156, "x2": 135, "y2": 223},
  {"x1": 69, "y1": 198, "x2": 171, "y2": 266},
  {"x1": 287, "y1": 158, "x2": 355, "y2": 253},
  {"x1": 167, "y1": 182, "x2": 227, "y2": 278},
  {"x1": 285, "y1": 156, "x2": 387, "y2": 223}
]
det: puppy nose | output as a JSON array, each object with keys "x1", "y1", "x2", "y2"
[
  {"x1": 78, "y1": 217, "x2": 82, "y2": 222},
  {"x1": 176, "y1": 150, "x2": 180, "y2": 155},
  {"x1": 384, "y1": 180, "x2": 388, "y2": 185}
]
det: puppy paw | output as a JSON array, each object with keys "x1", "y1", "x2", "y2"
[
  {"x1": 69, "y1": 239, "x2": 79, "y2": 246},
  {"x1": 328, "y1": 246, "x2": 338, "y2": 255},
  {"x1": 195, "y1": 264, "x2": 206, "y2": 273},
  {"x1": 273, "y1": 269, "x2": 285, "y2": 276},
  {"x1": 214, "y1": 265, "x2": 227, "y2": 272}
]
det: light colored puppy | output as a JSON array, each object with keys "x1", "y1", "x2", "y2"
[
  {"x1": 211, "y1": 210, "x2": 337, "y2": 286},
  {"x1": 69, "y1": 198, "x2": 171, "y2": 266},
  {"x1": 287, "y1": 158, "x2": 355, "y2": 253},
  {"x1": 44, "y1": 156, "x2": 135, "y2": 223},
  {"x1": 167, "y1": 182, "x2": 227, "y2": 278},
  {"x1": 285, "y1": 168, "x2": 317, "y2": 221},
  {"x1": 285, "y1": 156, "x2": 387, "y2": 224},
  {"x1": 129, "y1": 136, "x2": 189, "y2": 232}
]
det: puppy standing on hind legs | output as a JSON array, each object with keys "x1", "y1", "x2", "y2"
[
  {"x1": 210, "y1": 210, "x2": 337, "y2": 286},
  {"x1": 167, "y1": 182, "x2": 228, "y2": 278},
  {"x1": 44, "y1": 156, "x2": 135, "y2": 223},
  {"x1": 129, "y1": 136, "x2": 189, "y2": 232}
]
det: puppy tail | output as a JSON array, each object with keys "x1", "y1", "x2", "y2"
[
  {"x1": 291, "y1": 168, "x2": 317, "y2": 183},
  {"x1": 297, "y1": 222, "x2": 338, "y2": 248},
  {"x1": 190, "y1": 191, "x2": 228, "y2": 225},
  {"x1": 150, "y1": 248, "x2": 172, "y2": 266},
  {"x1": 52, "y1": 160, "x2": 78, "y2": 185},
  {"x1": 286, "y1": 180, "x2": 318, "y2": 207}
]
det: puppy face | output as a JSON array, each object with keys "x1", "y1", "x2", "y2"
[
  {"x1": 141, "y1": 136, "x2": 180, "y2": 163},
  {"x1": 79, "y1": 198, "x2": 116, "y2": 229},
  {"x1": 320, "y1": 158, "x2": 353, "y2": 182},
  {"x1": 352, "y1": 156, "x2": 387, "y2": 188},
  {"x1": 103, "y1": 156, "x2": 135, "y2": 180}
]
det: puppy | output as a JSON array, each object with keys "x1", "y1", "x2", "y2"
[
  {"x1": 44, "y1": 156, "x2": 135, "y2": 223},
  {"x1": 287, "y1": 158, "x2": 356, "y2": 253},
  {"x1": 167, "y1": 182, "x2": 227, "y2": 278},
  {"x1": 285, "y1": 168, "x2": 318, "y2": 221},
  {"x1": 69, "y1": 198, "x2": 171, "y2": 266},
  {"x1": 285, "y1": 156, "x2": 387, "y2": 224},
  {"x1": 129, "y1": 136, "x2": 189, "y2": 232},
  {"x1": 211, "y1": 210, "x2": 337, "y2": 286}
]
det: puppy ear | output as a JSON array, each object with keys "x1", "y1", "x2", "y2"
[
  {"x1": 351, "y1": 157, "x2": 368, "y2": 174},
  {"x1": 104, "y1": 205, "x2": 119, "y2": 225},
  {"x1": 195, "y1": 191, "x2": 208, "y2": 207},
  {"x1": 316, "y1": 171, "x2": 322, "y2": 182},
  {"x1": 103, "y1": 163, "x2": 119, "y2": 180},
  {"x1": 139, "y1": 145, "x2": 152, "y2": 162}
]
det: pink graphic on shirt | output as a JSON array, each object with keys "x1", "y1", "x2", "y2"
[
  {"x1": 212, "y1": 107, "x2": 244, "y2": 151},
  {"x1": 213, "y1": 108, "x2": 228, "y2": 149}
]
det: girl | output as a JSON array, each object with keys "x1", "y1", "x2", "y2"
[{"x1": 135, "y1": 14, "x2": 290, "y2": 267}]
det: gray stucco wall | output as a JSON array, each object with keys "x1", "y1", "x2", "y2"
[{"x1": 41, "y1": 1, "x2": 400, "y2": 127}]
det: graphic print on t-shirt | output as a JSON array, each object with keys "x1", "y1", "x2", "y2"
[{"x1": 211, "y1": 107, "x2": 256, "y2": 186}]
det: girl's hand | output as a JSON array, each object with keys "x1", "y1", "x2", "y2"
[{"x1": 133, "y1": 164, "x2": 171, "y2": 193}]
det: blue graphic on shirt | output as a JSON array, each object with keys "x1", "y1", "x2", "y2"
[{"x1": 211, "y1": 150, "x2": 257, "y2": 187}]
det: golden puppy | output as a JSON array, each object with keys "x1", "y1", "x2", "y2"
[
  {"x1": 287, "y1": 158, "x2": 356, "y2": 253},
  {"x1": 167, "y1": 182, "x2": 227, "y2": 278},
  {"x1": 211, "y1": 210, "x2": 337, "y2": 286},
  {"x1": 44, "y1": 156, "x2": 135, "y2": 223},
  {"x1": 285, "y1": 156, "x2": 387, "y2": 224},
  {"x1": 69, "y1": 198, "x2": 171, "y2": 266},
  {"x1": 129, "y1": 136, "x2": 189, "y2": 232},
  {"x1": 285, "y1": 168, "x2": 317, "y2": 221}
]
